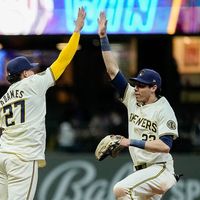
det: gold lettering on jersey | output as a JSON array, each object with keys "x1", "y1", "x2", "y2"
[
  {"x1": 0, "y1": 90, "x2": 24, "y2": 106},
  {"x1": 129, "y1": 113, "x2": 157, "y2": 133}
]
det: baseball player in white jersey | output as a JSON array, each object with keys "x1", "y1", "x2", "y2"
[
  {"x1": 98, "y1": 12, "x2": 179, "y2": 200},
  {"x1": 0, "y1": 7, "x2": 86, "y2": 200}
]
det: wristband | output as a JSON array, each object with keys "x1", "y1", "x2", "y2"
[
  {"x1": 100, "y1": 36, "x2": 111, "y2": 51},
  {"x1": 130, "y1": 139, "x2": 145, "y2": 149}
]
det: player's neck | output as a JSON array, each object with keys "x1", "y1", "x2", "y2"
[
  {"x1": 142, "y1": 95, "x2": 158, "y2": 105},
  {"x1": 147, "y1": 95, "x2": 158, "y2": 104}
]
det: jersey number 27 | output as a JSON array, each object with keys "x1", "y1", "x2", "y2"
[{"x1": 3, "y1": 100, "x2": 25, "y2": 127}]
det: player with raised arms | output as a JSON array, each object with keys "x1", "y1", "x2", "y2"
[
  {"x1": 0, "y1": 7, "x2": 86, "y2": 200},
  {"x1": 97, "y1": 11, "x2": 179, "y2": 200}
]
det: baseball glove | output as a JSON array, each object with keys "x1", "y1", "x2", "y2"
[{"x1": 95, "y1": 135, "x2": 125, "y2": 161}]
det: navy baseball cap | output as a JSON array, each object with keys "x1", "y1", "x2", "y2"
[
  {"x1": 130, "y1": 68, "x2": 161, "y2": 88},
  {"x1": 7, "y1": 56, "x2": 39, "y2": 75}
]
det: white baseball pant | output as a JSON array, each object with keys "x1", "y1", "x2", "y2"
[
  {"x1": 113, "y1": 163, "x2": 177, "y2": 200},
  {"x1": 0, "y1": 153, "x2": 38, "y2": 200}
]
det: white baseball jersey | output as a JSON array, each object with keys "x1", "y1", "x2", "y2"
[
  {"x1": 123, "y1": 84, "x2": 179, "y2": 166},
  {"x1": 0, "y1": 68, "x2": 54, "y2": 166}
]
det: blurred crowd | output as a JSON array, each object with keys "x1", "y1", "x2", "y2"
[{"x1": 45, "y1": 84, "x2": 128, "y2": 153}]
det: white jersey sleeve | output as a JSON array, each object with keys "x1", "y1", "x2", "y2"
[
  {"x1": 156, "y1": 97, "x2": 178, "y2": 139},
  {"x1": 29, "y1": 68, "x2": 55, "y2": 95},
  {"x1": 122, "y1": 83, "x2": 136, "y2": 107}
]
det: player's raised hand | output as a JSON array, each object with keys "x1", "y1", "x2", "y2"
[
  {"x1": 74, "y1": 7, "x2": 86, "y2": 32},
  {"x1": 98, "y1": 11, "x2": 107, "y2": 38}
]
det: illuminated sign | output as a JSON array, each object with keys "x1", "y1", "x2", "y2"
[
  {"x1": 65, "y1": 0, "x2": 167, "y2": 34},
  {"x1": 0, "y1": 0, "x2": 182, "y2": 35}
]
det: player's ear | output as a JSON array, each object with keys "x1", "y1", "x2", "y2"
[
  {"x1": 22, "y1": 70, "x2": 28, "y2": 78},
  {"x1": 151, "y1": 84, "x2": 157, "y2": 92}
]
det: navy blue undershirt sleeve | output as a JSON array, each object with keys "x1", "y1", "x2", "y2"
[
  {"x1": 111, "y1": 71, "x2": 128, "y2": 98},
  {"x1": 159, "y1": 135, "x2": 173, "y2": 149}
]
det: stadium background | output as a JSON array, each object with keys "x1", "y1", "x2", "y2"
[{"x1": 0, "y1": 0, "x2": 199, "y2": 199}]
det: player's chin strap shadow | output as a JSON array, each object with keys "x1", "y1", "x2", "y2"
[{"x1": 174, "y1": 173, "x2": 183, "y2": 182}]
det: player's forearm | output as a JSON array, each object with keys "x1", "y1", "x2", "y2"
[
  {"x1": 102, "y1": 51, "x2": 119, "y2": 79},
  {"x1": 121, "y1": 138, "x2": 170, "y2": 153},
  {"x1": 144, "y1": 139, "x2": 170, "y2": 153},
  {"x1": 50, "y1": 32, "x2": 80, "y2": 80},
  {"x1": 100, "y1": 36, "x2": 119, "y2": 80}
]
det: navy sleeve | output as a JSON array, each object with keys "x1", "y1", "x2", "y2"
[
  {"x1": 159, "y1": 135, "x2": 173, "y2": 149},
  {"x1": 111, "y1": 71, "x2": 128, "y2": 98}
]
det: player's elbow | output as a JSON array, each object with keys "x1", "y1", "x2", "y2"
[
  {"x1": 158, "y1": 139, "x2": 172, "y2": 153},
  {"x1": 161, "y1": 145, "x2": 170, "y2": 153},
  {"x1": 149, "y1": 143, "x2": 170, "y2": 153},
  {"x1": 107, "y1": 68, "x2": 119, "y2": 80}
]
